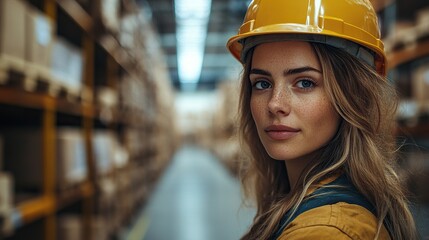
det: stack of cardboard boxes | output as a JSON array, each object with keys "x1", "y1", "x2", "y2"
[
  {"x1": 208, "y1": 80, "x2": 242, "y2": 176},
  {"x1": 379, "y1": 4, "x2": 429, "y2": 124},
  {"x1": 0, "y1": 0, "x2": 86, "y2": 99}
]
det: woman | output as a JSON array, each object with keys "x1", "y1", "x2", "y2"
[{"x1": 227, "y1": 0, "x2": 418, "y2": 239}]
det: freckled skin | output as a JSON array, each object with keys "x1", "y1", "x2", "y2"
[{"x1": 250, "y1": 41, "x2": 340, "y2": 178}]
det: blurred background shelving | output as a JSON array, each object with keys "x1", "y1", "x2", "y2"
[
  {"x1": 373, "y1": 0, "x2": 429, "y2": 236},
  {"x1": 0, "y1": 0, "x2": 178, "y2": 239},
  {"x1": 1, "y1": 0, "x2": 429, "y2": 239}
]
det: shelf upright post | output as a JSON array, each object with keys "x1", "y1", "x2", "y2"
[
  {"x1": 44, "y1": 0, "x2": 57, "y2": 21},
  {"x1": 82, "y1": 26, "x2": 96, "y2": 240},
  {"x1": 41, "y1": 1, "x2": 58, "y2": 240},
  {"x1": 42, "y1": 95, "x2": 57, "y2": 240}
]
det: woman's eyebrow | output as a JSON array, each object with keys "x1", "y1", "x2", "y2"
[
  {"x1": 249, "y1": 68, "x2": 271, "y2": 76},
  {"x1": 250, "y1": 66, "x2": 321, "y2": 77},
  {"x1": 284, "y1": 66, "x2": 321, "y2": 76}
]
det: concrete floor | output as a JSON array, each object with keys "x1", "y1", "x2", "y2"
[{"x1": 133, "y1": 144, "x2": 255, "y2": 240}]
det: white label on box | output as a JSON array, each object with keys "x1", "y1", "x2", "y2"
[{"x1": 35, "y1": 16, "x2": 52, "y2": 46}]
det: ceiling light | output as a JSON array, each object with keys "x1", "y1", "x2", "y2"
[{"x1": 175, "y1": 0, "x2": 212, "y2": 90}]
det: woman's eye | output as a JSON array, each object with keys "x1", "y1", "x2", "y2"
[
  {"x1": 254, "y1": 81, "x2": 272, "y2": 90},
  {"x1": 296, "y1": 79, "x2": 315, "y2": 89}
]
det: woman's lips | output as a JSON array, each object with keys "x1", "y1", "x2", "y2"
[{"x1": 264, "y1": 125, "x2": 300, "y2": 140}]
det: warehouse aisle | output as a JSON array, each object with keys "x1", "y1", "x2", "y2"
[
  {"x1": 129, "y1": 144, "x2": 255, "y2": 240},
  {"x1": 123, "y1": 144, "x2": 429, "y2": 240}
]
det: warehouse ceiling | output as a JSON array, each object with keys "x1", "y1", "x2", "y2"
[{"x1": 137, "y1": 0, "x2": 248, "y2": 91}]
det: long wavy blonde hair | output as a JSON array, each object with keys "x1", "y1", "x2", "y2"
[{"x1": 238, "y1": 42, "x2": 418, "y2": 240}]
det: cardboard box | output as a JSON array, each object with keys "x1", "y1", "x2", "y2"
[
  {"x1": 25, "y1": 5, "x2": 54, "y2": 68},
  {"x1": 0, "y1": 172, "x2": 13, "y2": 214},
  {"x1": 417, "y1": 7, "x2": 429, "y2": 27},
  {"x1": 412, "y1": 63, "x2": 429, "y2": 114},
  {"x1": 0, "y1": 172, "x2": 13, "y2": 235},
  {"x1": 58, "y1": 215, "x2": 83, "y2": 240},
  {"x1": 2, "y1": 128, "x2": 43, "y2": 190},
  {"x1": 1, "y1": 128, "x2": 88, "y2": 190},
  {"x1": 50, "y1": 37, "x2": 84, "y2": 94},
  {"x1": 57, "y1": 128, "x2": 87, "y2": 189},
  {"x1": 0, "y1": 0, "x2": 26, "y2": 60},
  {"x1": 93, "y1": 131, "x2": 116, "y2": 175},
  {"x1": 416, "y1": 8, "x2": 429, "y2": 37},
  {"x1": 90, "y1": 217, "x2": 109, "y2": 240}
]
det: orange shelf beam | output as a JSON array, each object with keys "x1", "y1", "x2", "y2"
[
  {"x1": 0, "y1": 87, "x2": 95, "y2": 118},
  {"x1": 387, "y1": 39, "x2": 429, "y2": 70},
  {"x1": 396, "y1": 123, "x2": 429, "y2": 138},
  {"x1": 15, "y1": 196, "x2": 56, "y2": 225},
  {"x1": 0, "y1": 87, "x2": 50, "y2": 110}
]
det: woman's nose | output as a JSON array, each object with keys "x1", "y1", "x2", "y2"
[{"x1": 267, "y1": 88, "x2": 291, "y2": 116}]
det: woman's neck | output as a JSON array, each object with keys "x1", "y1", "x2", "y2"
[{"x1": 284, "y1": 154, "x2": 317, "y2": 190}]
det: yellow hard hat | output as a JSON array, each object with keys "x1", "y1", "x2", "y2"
[{"x1": 227, "y1": 0, "x2": 386, "y2": 76}]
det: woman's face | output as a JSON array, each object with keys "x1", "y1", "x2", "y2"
[{"x1": 250, "y1": 41, "x2": 340, "y2": 162}]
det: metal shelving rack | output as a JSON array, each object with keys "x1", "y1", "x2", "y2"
[{"x1": 0, "y1": 0, "x2": 178, "y2": 239}]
